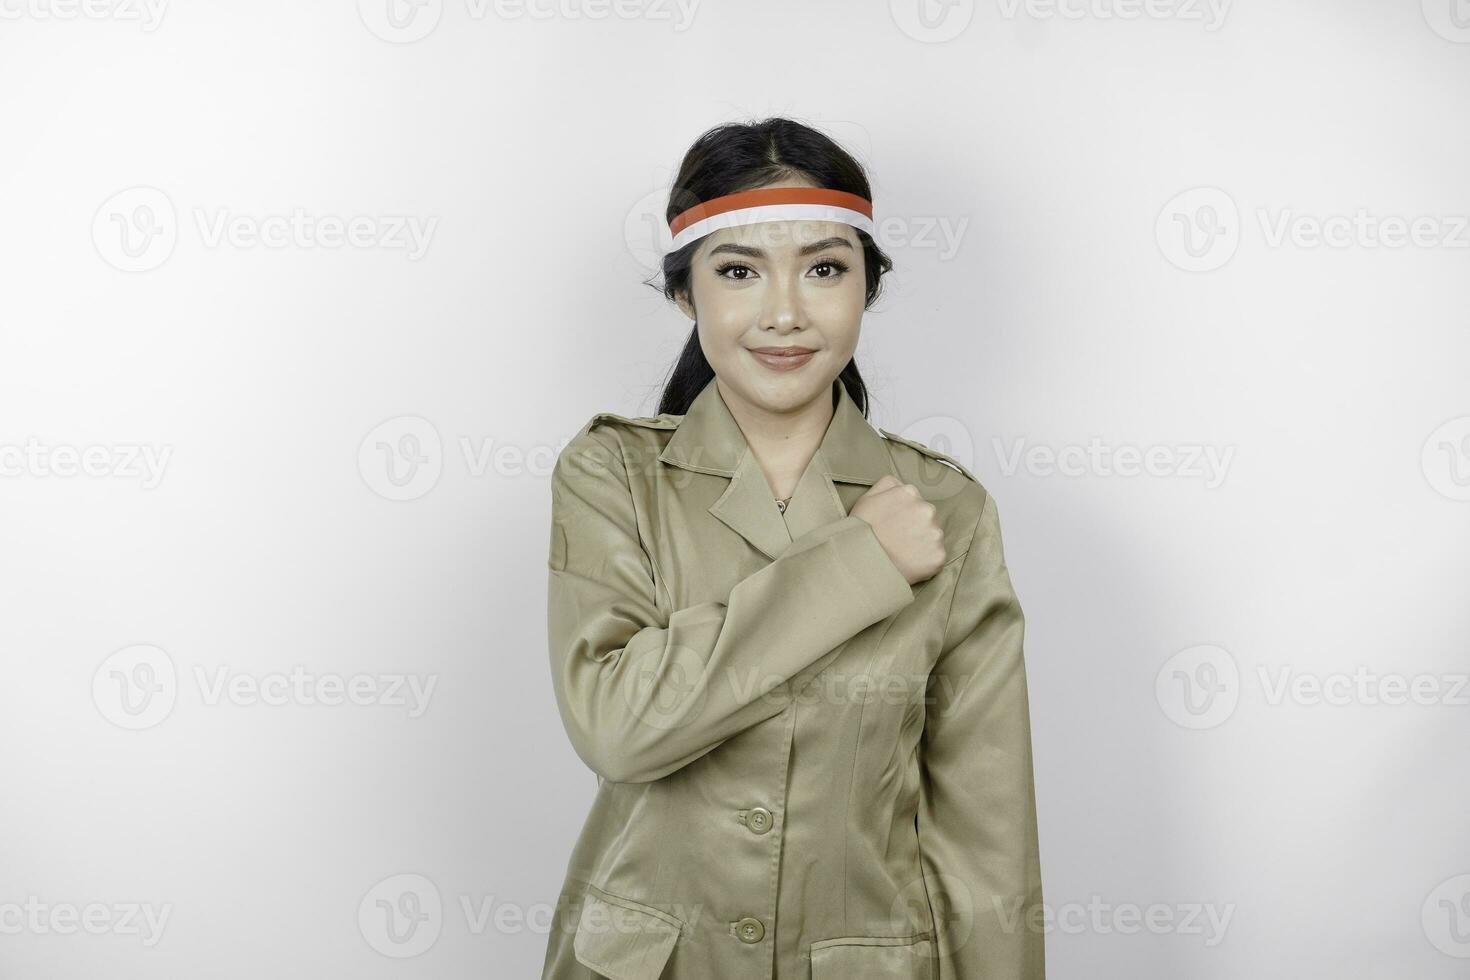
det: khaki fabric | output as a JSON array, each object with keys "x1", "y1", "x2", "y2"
[{"x1": 541, "y1": 376, "x2": 1044, "y2": 980}]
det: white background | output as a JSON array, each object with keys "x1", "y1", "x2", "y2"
[{"x1": 2, "y1": 0, "x2": 1468, "y2": 977}]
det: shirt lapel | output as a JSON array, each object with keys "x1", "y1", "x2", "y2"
[{"x1": 659, "y1": 376, "x2": 897, "y2": 561}]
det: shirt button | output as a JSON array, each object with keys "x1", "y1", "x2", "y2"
[
  {"x1": 745, "y1": 806, "x2": 773, "y2": 835},
  {"x1": 736, "y1": 917, "x2": 765, "y2": 943}
]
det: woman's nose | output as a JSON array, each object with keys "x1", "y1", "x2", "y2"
[{"x1": 759, "y1": 273, "x2": 808, "y2": 331}]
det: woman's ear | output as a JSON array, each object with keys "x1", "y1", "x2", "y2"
[{"x1": 675, "y1": 289, "x2": 695, "y2": 321}]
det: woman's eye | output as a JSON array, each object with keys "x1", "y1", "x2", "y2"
[
  {"x1": 713, "y1": 262, "x2": 753, "y2": 280},
  {"x1": 713, "y1": 259, "x2": 849, "y2": 281},
  {"x1": 811, "y1": 260, "x2": 850, "y2": 279}
]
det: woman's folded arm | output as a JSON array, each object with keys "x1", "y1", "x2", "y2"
[{"x1": 547, "y1": 425, "x2": 915, "y2": 784}]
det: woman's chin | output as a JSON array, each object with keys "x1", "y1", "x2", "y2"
[{"x1": 734, "y1": 364, "x2": 836, "y2": 413}]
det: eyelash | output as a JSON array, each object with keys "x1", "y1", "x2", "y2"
[{"x1": 712, "y1": 258, "x2": 851, "y2": 281}]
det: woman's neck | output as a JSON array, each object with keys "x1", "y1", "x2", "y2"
[{"x1": 716, "y1": 378, "x2": 836, "y2": 500}]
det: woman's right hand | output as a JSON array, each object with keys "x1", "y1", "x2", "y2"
[{"x1": 850, "y1": 474, "x2": 947, "y2": 585}]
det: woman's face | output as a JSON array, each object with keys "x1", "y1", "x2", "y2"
[{"x1": 676, "y1": 180, "x2": 867, "y2": 417}]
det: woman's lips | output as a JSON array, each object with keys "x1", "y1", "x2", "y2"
[{"x1": 747, "y1": 347, "x2": 817, "y2": 372}]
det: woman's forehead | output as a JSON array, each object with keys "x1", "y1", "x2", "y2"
[{"x1": 700, "y1": 219, "x2": 858, "y2": 254}]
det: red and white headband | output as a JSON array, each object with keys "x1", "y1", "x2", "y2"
[{"x1": 666, "y1": 186, "x2": 875, "y2": 254}]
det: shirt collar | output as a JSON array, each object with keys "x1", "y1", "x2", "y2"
[{"x1": 658, "y1": 374, "x2": 894, "y2": 487}]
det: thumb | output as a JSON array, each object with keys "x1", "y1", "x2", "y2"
[{"x1": 864, "y1": 474, "x2": 902, "y2": 495}]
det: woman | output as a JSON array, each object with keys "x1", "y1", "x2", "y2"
[{"x1": 540, "y1": 117, "x2": 1044, "y2": 980}]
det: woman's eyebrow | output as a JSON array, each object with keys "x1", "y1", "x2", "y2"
[{"x1": 705, "y1": 236, "x2": 854, "y2": 260}]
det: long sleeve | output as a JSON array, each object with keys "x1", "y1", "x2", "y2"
[
  {"x1": 916, "y1": 491, "x2": 1045, "y2": 979},
  {"x1": 547, "y1": 426, "x2": 915, "y2": 784}
]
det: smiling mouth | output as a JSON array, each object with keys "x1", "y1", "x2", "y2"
[{"x1": 747, "y1": 347, "x2": 818, "y2": 372}]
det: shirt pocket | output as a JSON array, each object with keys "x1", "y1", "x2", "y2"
[
  {"x1": 572, "y1": 882, "x2": 685, "y2": 980},
  {"x1": 809, "y1": 932, "x2": 935, "y2": 980}
]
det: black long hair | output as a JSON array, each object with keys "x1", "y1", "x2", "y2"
[{"x1": 649, "y1": 117, "x2": 895, "y2": 417}]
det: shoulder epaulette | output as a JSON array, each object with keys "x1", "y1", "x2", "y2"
[
  {"x1": 579, "y1": 411, "x2": 681, "y2": 438},
  {"x1": 878, "y1": 428, "x2": 979, "y2": 484}
]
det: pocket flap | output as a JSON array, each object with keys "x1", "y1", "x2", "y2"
[
  {"x1": 810, "y1": 933, "x2": 935, "y2": 979},
  {"x1": 573, "y1": 883, "x2": 684, "y2": 980}
]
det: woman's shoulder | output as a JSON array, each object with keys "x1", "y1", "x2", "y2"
[
  {"x1": 555, "y1": 409, "x2": 681, "y2": 483},
  {"x1": 875, "y1": 429, "x2": 996, "y2": 560},
  {"x1": 877, "y1": 429, "x2": 987, "y2": 500},
  {"x1": 581, "y1": 409, "x2": 681, "y2": 435},
  {"x1": 570, "y1": 409, "x2": 681, "y2": 452}
]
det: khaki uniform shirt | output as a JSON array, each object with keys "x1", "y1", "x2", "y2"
[{"x1": 541, "y1": 376, "x2": 1044, "y2": 980}]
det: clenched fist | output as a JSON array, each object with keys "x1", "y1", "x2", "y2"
[{"x1": 850, "y1": 474, "x2": 946, "y2": 585}]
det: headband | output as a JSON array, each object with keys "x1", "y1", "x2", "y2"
[{"x1": 666, "y1": 186, "x2": 875, "y2": 254}]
